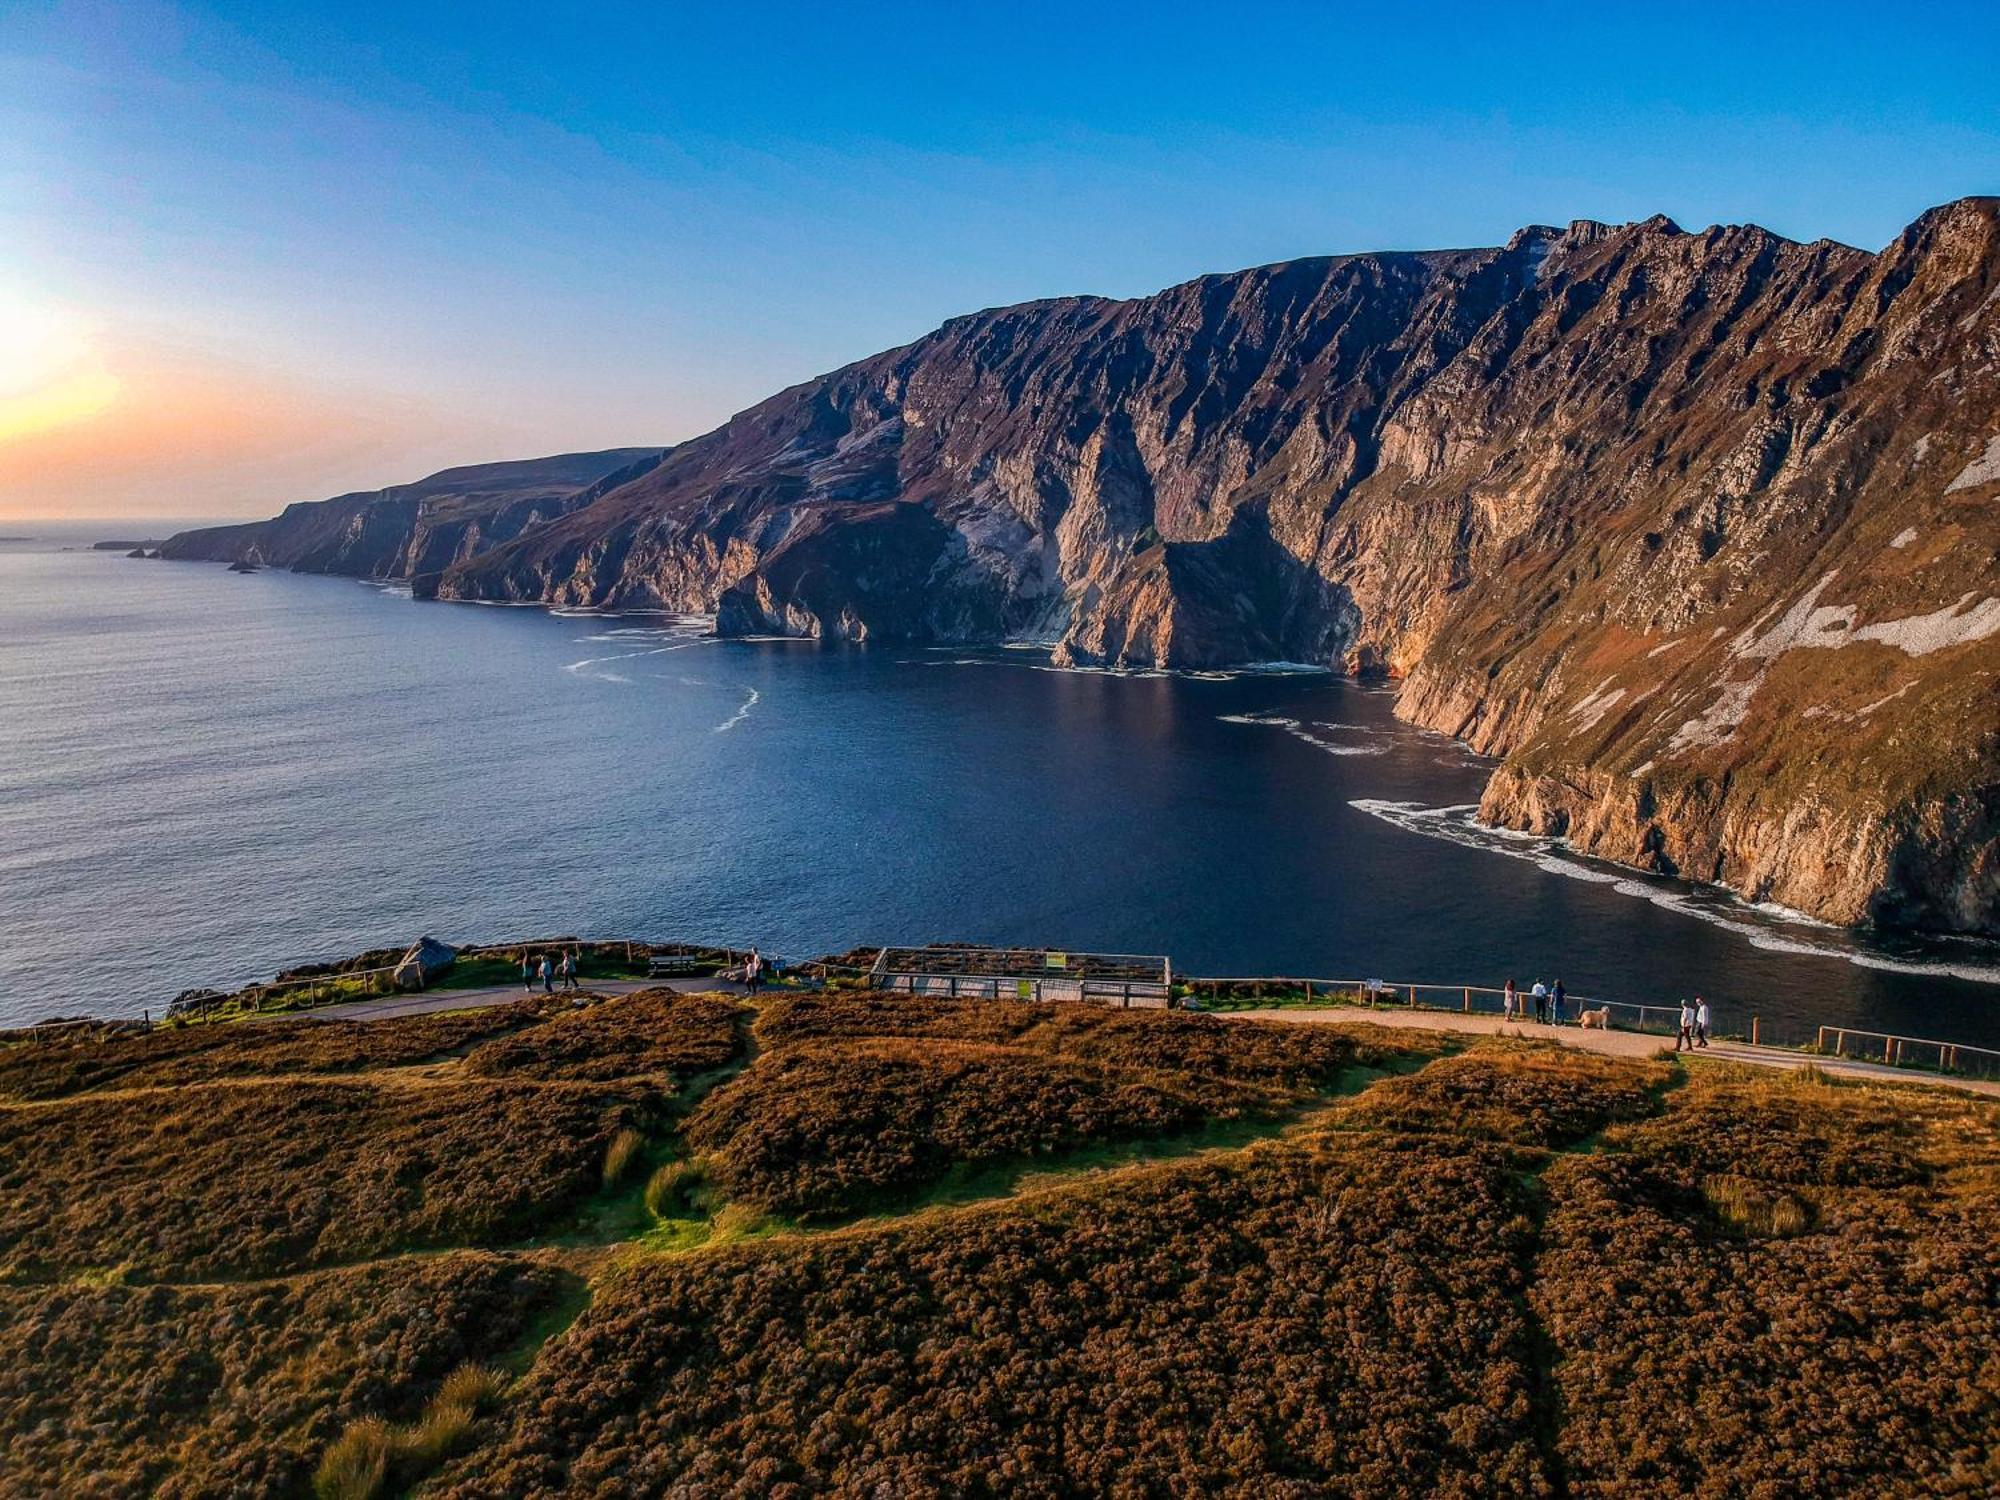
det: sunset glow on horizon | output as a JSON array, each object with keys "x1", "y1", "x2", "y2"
[{"x1": 3, "y1": 0, "x2": 1996, "y2": 522}]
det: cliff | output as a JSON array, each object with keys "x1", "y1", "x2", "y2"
[
  {"x1": 165, "y1": 202, "x2": 2000, "y2": 935},
  {"x1": 158, "y1": 449, "x2": 665, "y2": 580}
]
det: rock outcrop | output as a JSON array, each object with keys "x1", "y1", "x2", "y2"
[
  {"x1": 393, "y1": 936, "x2": 458, "y2": 990},
  {"x1": 163, "y1": 202, "x2": 2000, "y2": 936}
]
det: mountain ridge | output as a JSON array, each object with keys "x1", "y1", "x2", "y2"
[{"x1": 160, "y1": 200, "x2": 2000, "y2": 937}]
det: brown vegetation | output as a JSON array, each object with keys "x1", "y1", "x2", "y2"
[
  {"x1": 0, "y1": 1252, "x2": 562, "y2": 1500},
  {"x1": 0, "y1": 1080, "x2": 644, "y2": 1279},
  {"x1": 1535, "y1": 1073, "x2": 2000, "y2": 1496},
  {"x1": 462, "y1": 990, "x2": 743, "y2": 1087},
  {"x1": 683, "y1": 1038, "x2": 1281, "y2": 1218},
  {"x1": 755, "y1": 990, "x2": 1440, "y2": 1083},
  {"x1": 0, "y1": 1000, "x2": 552, "y2": 1101},
  {"x1": 1336, "y1": 1042, "x2": 1672, "y2": 1147},
  {"x1": 5, "y1": 968, "x2": 1997, "y2": 1497},
  {"x1": 431, "y1": 1137, "x2": 1550, "y2": 1498}
]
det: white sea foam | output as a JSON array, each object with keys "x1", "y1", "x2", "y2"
[
  {"x1": 1346, "y1": 798, "x2": 2000, "y2": 986},
  {"x1": 1219, "y1": 712, "x2": 1386, "y2": 755},
  {"x1": 714, "y1": 688, "x2": 760, "y2": 733},
  {"x1": 564, "y1": 642, "x2": 703, "y2": 675}
]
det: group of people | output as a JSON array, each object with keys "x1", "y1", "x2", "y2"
[
  {"x1": 521, "y1": 951, "x2": 581, "y2": 995},
  {"x1": 1500, "y1": 977, "x2": 1569, "y2": 1024},
  {"x1": 1500, "y1": 975, "x2": 1713, "y2": 1047}
]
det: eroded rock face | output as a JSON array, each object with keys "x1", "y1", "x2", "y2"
[{"x1": 165, "y1": 202, "x2": 2000, "y2": 934}]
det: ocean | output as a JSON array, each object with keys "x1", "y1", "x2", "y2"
[{"x1": 3, "y1": 529, "x2": 1997, "y2": 1044}]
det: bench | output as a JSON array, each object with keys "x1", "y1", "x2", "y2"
[{"x1": 647, "y1": 954, "x2": 711, "y2": 978}]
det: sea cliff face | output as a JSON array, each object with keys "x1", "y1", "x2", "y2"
[
  {"x1": 162, "y1": 202, "x2": 2000, "y2": 936},
  {"x1": 158, "y1": 450, "x2": 665, "y2": 580}
]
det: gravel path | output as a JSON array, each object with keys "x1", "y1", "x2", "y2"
[{"x1": 1230, "y1": 1005, "x2": 2000, "y2": 1098}]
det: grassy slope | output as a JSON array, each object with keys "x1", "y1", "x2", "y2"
[{"x1": 1, "y1": 994, "x2": 1994, "y2": 1498}]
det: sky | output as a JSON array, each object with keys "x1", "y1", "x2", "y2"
[{"x1": 2, "y1": 1, "x2": 1997, "y2": 521}]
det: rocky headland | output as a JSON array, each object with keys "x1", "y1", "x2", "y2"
[{"x1": 162, "y1": 201, "x2": 2000, "y2": 936}]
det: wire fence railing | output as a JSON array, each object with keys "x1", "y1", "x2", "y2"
[{"x1": 11, "y1": 939, "x2": 2000, "y2": 1085}]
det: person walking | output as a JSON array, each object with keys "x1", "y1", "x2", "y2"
[
  {"x1": 1695, "y1": 995, "x2": 1710, "y2": 1048},
  {"x1": 538, "y1": 955, "x2": 553, "y2": 995},
  {"x1": 1677, "y1": 998, "x2": 1696, "y2": 1052},
  {"x1": 1503, "y1": 978, "x2": 1518, "y2": 1022},
  {"x1": 562, "y1": 950, "x2": 579, "y2": 992},
  {"x1": 1532, "y1": 979, "x2": 1548, "y2": 1024},
  {"x1": 1551, "y1": 978, "x2": 1567, "y2": 1025},
  {"x1": 521, "y1": 954, "x2": 535, "y2": 994},
  {"x1": 745, "y1": 947, "x2": 764, "y2": 992}
]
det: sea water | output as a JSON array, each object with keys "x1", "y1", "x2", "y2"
[{"x1": 3, "y1": 530, "x2": 1996, "y2": 1044}]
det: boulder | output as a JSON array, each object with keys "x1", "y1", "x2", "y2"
[{"x1": 393, "y1": 936, "x2": 458, "y2": 990}]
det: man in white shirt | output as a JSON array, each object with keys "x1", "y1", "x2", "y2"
[
  {"x1": 1531, "y1": 979, "x2": 1549, "y2": 1024},
  {"x1": 1677, "y1": 999, "x2": 1696, "y2": 1051},
  {"x1": 1694, "y1": 996, "x2": 1710, "y2": 1048}
]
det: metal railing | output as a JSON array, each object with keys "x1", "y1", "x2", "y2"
[{"x1": 1181, "y1": 976, "x2": 1686, "y2": 1031}]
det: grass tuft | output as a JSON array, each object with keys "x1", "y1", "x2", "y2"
[
  {"x1": 1702, "y1": 1174, "x2": 1813, "y2": 1237},
  {"x1": 313, "y1": 1417, "x2": 393, "y2": 1500},
  {"x1": 644, "y1": 1159, "x2": 706, "y2": 1218},
  {"x1": 437, "y1": 1361, "x2": 509, "y2": 1413},
  {"x1": 603, "y1": 1127, "x2": 647, "y2": 1188}
]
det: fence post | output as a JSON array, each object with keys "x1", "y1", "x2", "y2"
[
  {"x1": 1463, "y1": 987, "x2": 1470, "y2": 1013},
  {"x1": 1408, "y1": 985, "x2": 1417, "y2": 1007},
  {"x1": 1751, "y1": 1017, "x2": 1759, "y2": 1046}
]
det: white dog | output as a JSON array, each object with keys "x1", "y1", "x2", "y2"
[{"x1": 1579, "y1": 1007, "x2": 1611, "y2": 1030}]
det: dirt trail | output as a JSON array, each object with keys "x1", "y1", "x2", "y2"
[{"x1": 1230, "y1": 1006, "x2": 2000, "y2": 1099}]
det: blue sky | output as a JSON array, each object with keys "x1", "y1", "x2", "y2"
[{"x1": 3, "y1": 0, "x2": 1997, "y2": 517}]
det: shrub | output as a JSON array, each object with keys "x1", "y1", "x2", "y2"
[
  {"x1": 0, "y1": 1253, "x2": 565, "y2": 1498},
  {"x1": 751, "y1": 992, "x2": 1438, "y2": 1086},
  {"x1": 0, "y1": 1002, "x2": 553, "y2": 1101},
  {"x1": 463, "y1": 991, "x2": 743, "y2": 1086},
  {"x1": 1338, "y1": 1044, "x2": 1670, "y2": 1148},
  {"x1": 1618, "y1": 1076, "x2": 1928, "y2": 1186},
  {"x1": 0, "y1": 1081, "x2": 645, "y2": 1278},
  {"x1": 429, "y1": 1138, "x2": 1550, "y2": 1497},
  {"x1": 684, "y1": 1038, "x2": 1280, "y2": 1218}
]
